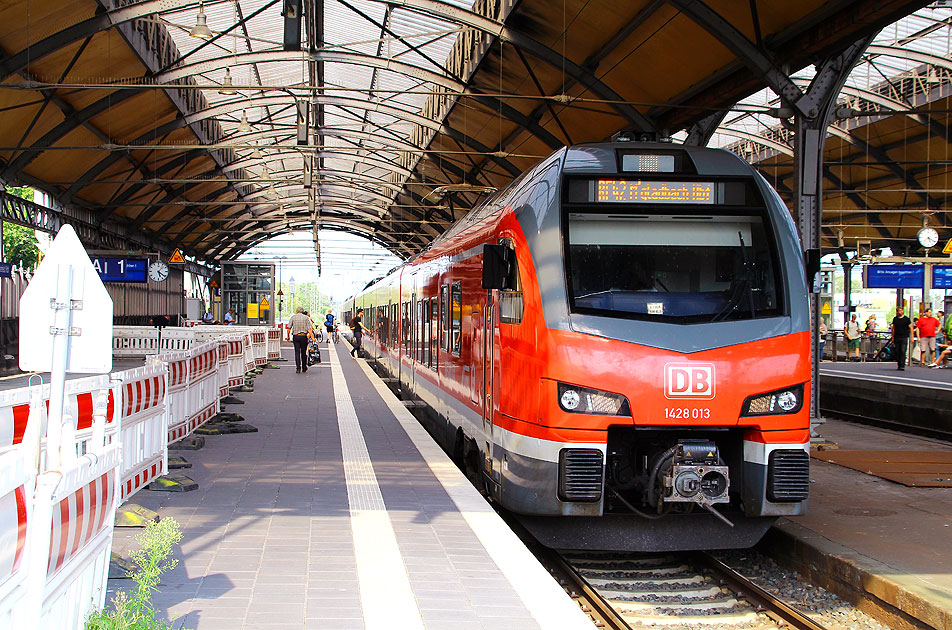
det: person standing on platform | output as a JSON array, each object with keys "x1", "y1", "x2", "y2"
[
  {"x1": 938, "y1": 311, "x2": 946, "y2": 346},
  {"x1": 289, "y1": 307, "x2": 314, "y2": 373},
  {"x1": 891, "y1": 307, "x2": 914, "y2": 371},
  {"x1": 819, "y1": 318, "x2": 828, "y2": 361},
  {"x1": 845, "y1": 313, "x2": 861, "y2": 361},
  {"x1": 916, "y1": 307, "x2": 941, "y2": 366},
  {"x1": 324, "y1": 310, "x2": 336, "y2": 342},
  {"x1": 350, "y1": 309, "x2": 364, "y2": 357}
]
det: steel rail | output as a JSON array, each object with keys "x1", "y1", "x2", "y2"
[{"x1": 700, "y1": 552, "x2": 830, "y2": 630}]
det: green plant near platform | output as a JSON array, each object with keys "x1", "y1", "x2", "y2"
[{"x1": 85, "y1": 518, "x2": 189, "y2": 630}]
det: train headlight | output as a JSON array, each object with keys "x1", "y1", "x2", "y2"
[
  {"x1": 560, "y1": 389, "x2": 581, "y2": 410},
  {"x1": 741, "y1": 384, "x2": 804, "y2": 416},
  {"x1": 557, "y1": 383, "x2": 631, "y2": 416}
]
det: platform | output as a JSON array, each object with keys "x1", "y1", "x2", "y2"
[
  {"x1": 106, "y1": 341, "x2": 593, "y2": 630},
  {"x1": 767, "y1": 418, "x2": 952, "y2": 629},
  {"x1": 820, "y1": 360, "x2": 952, "y2": 436}
]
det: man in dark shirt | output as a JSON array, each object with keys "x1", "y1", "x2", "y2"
[
  {"x1": 350, "y1": 309, "x2": 364, "y2": 357},
  {"x1": 891, "y1": 306, "x2": 914, "y2": 370}
]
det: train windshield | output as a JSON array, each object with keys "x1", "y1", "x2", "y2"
[{"x1": 566, "y1": 212, "x2": 783, "y2": 323}]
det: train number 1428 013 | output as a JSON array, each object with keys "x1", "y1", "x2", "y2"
[{"x1": 664, "y1": 407, "x2": 711, "y2": 419}]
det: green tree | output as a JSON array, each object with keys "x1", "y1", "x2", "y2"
[{"x1": 3, "y1": 185, "x2": 40, "y2": 269}]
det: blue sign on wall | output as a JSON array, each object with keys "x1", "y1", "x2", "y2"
[
  {"x1": 933, "y1": 265, "x2": 952, "y2": 289},
  {"x1": 89, "y1": 257, "x2": 148, "y2": 283},
  {"x1": 864, "y1": 264, "x2": 924, "y2": 289},
  {"x1": 0, "y1": 263, "x2": 11, "y2": 278}
]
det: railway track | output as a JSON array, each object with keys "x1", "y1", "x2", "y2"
[{"x1": 543, "y1": 549, "x2": 831, "y2": 630}]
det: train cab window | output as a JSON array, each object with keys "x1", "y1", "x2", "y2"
[
  {"x1": 566, "y1": 211, "x2": 782, "y2": 323},
  {"x1": 497, "y1": 238, "x2": 523, "y2": 325},
  {"x1": 451, "y1": 282, "x2": 462, "y2": 355}
]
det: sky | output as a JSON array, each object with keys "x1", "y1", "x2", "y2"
[{"x1": 236, "y1": 230, "x2": 403, "y2": 304}]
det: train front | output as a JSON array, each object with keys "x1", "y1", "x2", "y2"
[{"x1": 505, "y1": 144, "x2": 811, "y2": 551}]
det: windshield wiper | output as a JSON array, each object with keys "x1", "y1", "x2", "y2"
[{"x1": 711, "y1": 232, "x2": 757, "y2": 322}]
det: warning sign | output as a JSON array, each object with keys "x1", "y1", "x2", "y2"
[
  {"x1": 821, "y1": 302, "x2": 832, "y2": 315},
  {"x1": 169, "y1": 248, "x2": 186, "y2": 264},
  {"x1": 943, "y1": 239, "x2": 952, "y2": 255},
  {"x1": 260, "y1": 296, "x2": 270, "y2": 310},
  {"x1": 209, "y1": 279, "x2": 219, "y2": 288}
]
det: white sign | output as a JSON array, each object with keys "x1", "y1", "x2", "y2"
[
  {"x1": 19, "y1": 225, "x2": 113, "y2": 373},
  {"x1": 664, "y1": 363, "x2": 716, "y2": 400}
]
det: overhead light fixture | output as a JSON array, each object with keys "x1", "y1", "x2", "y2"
[
  {"x1": 189, "y1": 3, "x2": 213, "y2": 39},
  {"x1": 219, "y1": 68, "x2": 237, "y2": 95},
  {"x1": 237, "y1": 110, "x2": 253, "y2": 132},
  {"x1": 251, "y1": 143, "x2": 262, "y2": 159}
]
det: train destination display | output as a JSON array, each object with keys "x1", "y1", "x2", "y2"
[{"x1": 596, "y1": 179, "x2": 715, "y2": 204}]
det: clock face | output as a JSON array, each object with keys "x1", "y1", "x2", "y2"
[
  {"x1": 918, "y1": 227, "x2": 939, "y2": 248},
  {"x1": 149, "y1": 261, "x2": 169, "y2": 282}
]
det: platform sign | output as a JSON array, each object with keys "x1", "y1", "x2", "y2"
[
  {"x1": 863, "y1": 264, "x2": 924, "y2": 289},
  {"x1": 89, "y1": 256, "x2": 148, "y2": 283},
  {"x1": 0, "y1": 262, "x2": 11, "y2": 278},
  {"x1": 944, "y1": 239, "x2": 952, "y2": 255},
  {"x1": 933, "y1": 265, "x2": 952, "y2": 288}
]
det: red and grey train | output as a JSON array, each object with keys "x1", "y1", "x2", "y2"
[{"x1": 343, "y1": 142, "x2": 811, "y2": 551}]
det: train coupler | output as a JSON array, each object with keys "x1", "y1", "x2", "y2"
[{"x1": 662, "y1": 440, "x2": 732, "y2": 525}]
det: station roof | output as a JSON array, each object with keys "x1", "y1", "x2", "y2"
[{"x1": 0, "y1": 0, "x2": 934, "y2": 265}]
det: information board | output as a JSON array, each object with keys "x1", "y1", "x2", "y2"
[
  {"x1": 933, "y1": 265, "x2": 952, "y2": 288},
  {"x1": 89, "y1": 257, "x2": 148, "y2": 283},
  {"x1": 864, "y1": 264, "x2": 924, "y2": 289},
  {"x1": 596, "y1": 180, "x2": 715, "y2": 204}
]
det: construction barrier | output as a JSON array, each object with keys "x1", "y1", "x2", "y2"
[
  {"x1": 112, "y1": 327, "x2": 195, "y2": 357},
  {"x1": 0, "y1": 387, "x2": 121, "y2": 629},
  {"x1": 111, "y1": 363, "x2": 168, "y2": 502},
  {"x1": 267, "y1": 327, "x2": 281, "y2": 361},
  {"x1": 251, "y1": 329, "x2": 267, "y2": 367},
  {"x1": 186, "y1": 341, "x2": 220, "y2": 435}
]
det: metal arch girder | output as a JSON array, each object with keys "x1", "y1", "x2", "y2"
[
  {"x1": 154, "y1": 49, "x2": 465, "y2": 92},
  {"x1": 665, "y1": 0, "x2": 804, "y2": 111},
  {"x1": 865, "y1": 44, "x2": 952, "y2": 75},
  {"x1": 716, "y1": 129, "x2": 793, "y2": 157},
  {"x1": 233, "y1": 126, "x2": 425, "y2": 154},
  {"x1": 683, "y1": 111, "x2": 729, "y2": 147},
  {"x1": 182, "y1": 94, "x2": 442, "y2": 132},
  {"x1": 0, "y1": 0, "x2": 506, "y2": 84}
]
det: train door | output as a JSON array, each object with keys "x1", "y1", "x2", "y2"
[{"x1": 483, "y1": 294, "x2": 500, "y2": 477}]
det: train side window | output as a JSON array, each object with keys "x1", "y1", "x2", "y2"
[
  {"x1": 430, "y1": 297, "x2": 438, "y2": 371},
  {"x1": 451, "y1": 281, "x2": 462, "y2": 356},
  {"x1": 403, "y1": 301, "x2": 411, "y2": 355},
  {"x1": 424, "y1": 299, "x2": 432, "y2": 368},
  {"x1": 440, "y1": 285, "x2": 449, "y2": 352}
]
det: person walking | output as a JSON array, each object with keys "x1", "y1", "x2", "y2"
[
  {"x1": 916, "y1": 307, "x2": 941, "y2": 365},
  {"x1": 819, "y1": 318, "x2": 828, "y2": 361},
  {"x1": 289, "y1": 307, "x2": 314, "y2": 373},
  {"x1": 890, "y1": 306, "x2": 914, "y2": 371},
  {"x1": 350, "y1": 308, "x2": 364, "y2": 357},
  {"x1": 845, "y1": 313, "x2": 861, "y2": 361}
]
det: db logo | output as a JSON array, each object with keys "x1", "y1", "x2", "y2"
[{"x1": 664, "y1": 363, "x2": 716, "y2": 400}]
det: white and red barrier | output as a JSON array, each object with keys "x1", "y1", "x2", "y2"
[
  {"x1": 267, "y1": 327, "x2": 281, "y2": 361},
  {"x1": 186, "y1": 341, "x2": 220, "y2": 437},
  {"x1": 251, "y1": 329, "x2": 267, "y2": 367},
  {"x1": 159, "y1": 349, "x2": 190, "y2": 444},
  {"x1": 0, "y1": 390, "x2": 40, "y2": 626},
  {"x1": 111, "y1": 363, "x2": 168, "y2": 502},
  {"x1": 0, "y1": 387, "x2": 121, "y2": 629}
]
